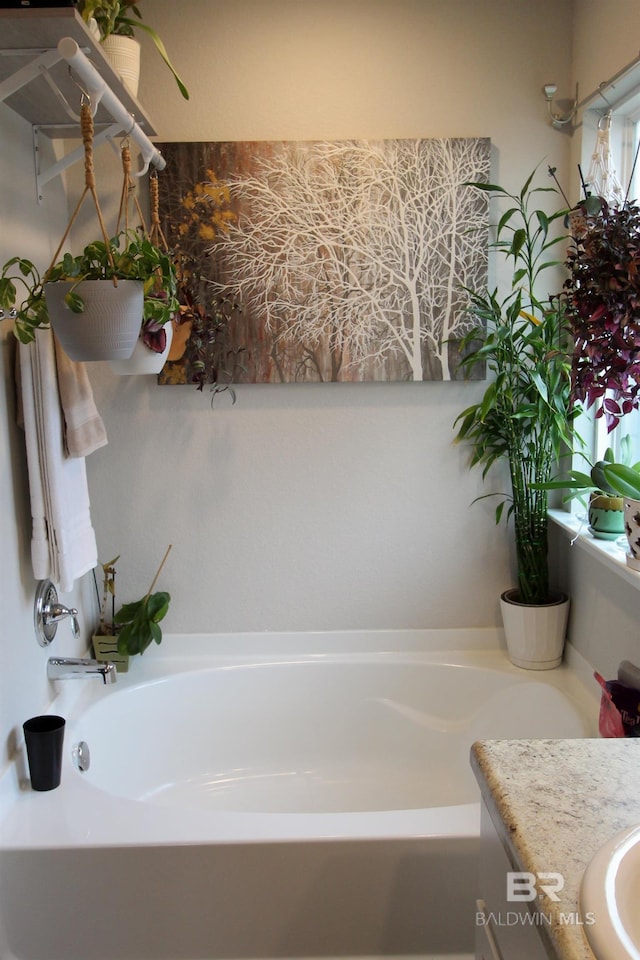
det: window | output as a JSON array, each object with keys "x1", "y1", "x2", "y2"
[{"x1": 575, "y1": 71, "x2": 640, "y2": 476}]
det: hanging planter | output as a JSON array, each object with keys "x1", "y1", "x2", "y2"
[
  {"x1": 0, "y1": 103, "x2": 178, "y2": 359},
  {"x1": 45, "y1": 278, "x2": 143, "y2": 361},
  {"x1": 109, "y1": 318, "x2": 174, "y2": 374},
  {"x1": 108, "y1": 167, "x2": 178, "y2": 373}
]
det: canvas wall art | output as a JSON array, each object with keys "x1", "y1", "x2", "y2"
[{"x1": 156, "y1": 138, "x2": 490, "y2": 385}]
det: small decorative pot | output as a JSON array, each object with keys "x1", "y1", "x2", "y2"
[
  {"x1": 108, "y1": 320, "x2": 174, "y2": 375},
  {"x1": 101, "y1": 34, "x2": 141, "y2": 97},
  {"x1": 499, "y1": 589, "x2": 570, "y2": 670},
  {"x1": 588, "y1": 492, "x2": 625, "y2": 540},
  {"x1": 623, "y1": 497, "x2": 640, "y2": 572},
  {"x1": 92, "y1": 634, "x2": 130, "y2": 674},
  {"x1": 45, "y1": 279, "x2": 144, "y2": 361}
]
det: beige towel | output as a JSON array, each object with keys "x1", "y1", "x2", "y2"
[{"x1": 53, "y1": 336, "x2": 108, "y2": 458}]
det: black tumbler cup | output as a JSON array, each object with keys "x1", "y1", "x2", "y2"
[{"x1": 23, "y1": 715, "x2": 65, "y2": 791}]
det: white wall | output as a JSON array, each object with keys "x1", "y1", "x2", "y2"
[
  {"x1": 84, "y1": 0, "x2": 574, "y2": 633},
  {"x1": 0, "y1": 105, "x2": 95, "y2": 771}
]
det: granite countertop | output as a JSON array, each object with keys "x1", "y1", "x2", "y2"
[{"x1": 471, "y1": 738, "x2": 640, "y2": 960}]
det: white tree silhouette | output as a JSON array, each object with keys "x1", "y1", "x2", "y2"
[{"x1": 210, "y1": 138, "x2": 489, "y2": 381}]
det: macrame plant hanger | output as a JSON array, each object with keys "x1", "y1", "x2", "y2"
[
  {"x1": 586, "y1": 111, "x2": 625, "y2": 207},
  {"x1": 46, "y1": 97, "x2": 117, "y2": 284},
  {"x1": 41, "y1": 94, "x2": 147, "y2": 362},
  {"x1": 116, "y1": 130, "x2": 149, "y2": 239},
  {"x1": 109, "y1": 141, "x2": 174, "y2": 365},
  {"x1": 149, "y1": 171, "x2": 170, "y2": 252}
]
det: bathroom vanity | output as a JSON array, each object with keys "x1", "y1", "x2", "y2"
[{"x1": 471, "y1": 738, "x2": 640, "y2": 960}]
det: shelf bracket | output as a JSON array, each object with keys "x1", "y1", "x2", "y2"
[
  {"x1": 1, "y1": 35, "x2": 165, "y2": 202},
  {"x1": 0, "y1": 46, "x2": 62, "y2": 104}
]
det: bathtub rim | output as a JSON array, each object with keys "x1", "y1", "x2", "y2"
[{"x1": 0, "y1": 628, "x2": 599, "y2": 849}]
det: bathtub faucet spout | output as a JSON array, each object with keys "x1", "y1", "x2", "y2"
[{"x1": 47, "y1": 657, "x2": 117, "y2": 685}]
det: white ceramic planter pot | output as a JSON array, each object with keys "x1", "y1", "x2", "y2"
[
  {"x1": 109, "y1": 321, "x2": 174, "y2": 375},
  {"x1": 45, "y1": 279, "x2": 144, "y2": 361},
  {"x1": 623, "y1": 497, "x2": 640, "y2": 571},
  {"x1": 499, "y1": 589, "x2": 570, "y2": 671},
  {"x1": 101, "y1": 35, "x2": 141, "y2": 97}
]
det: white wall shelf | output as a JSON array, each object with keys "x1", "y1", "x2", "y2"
[{"x1": 0, "y1": 7, "x2": 164, "y2": 199}]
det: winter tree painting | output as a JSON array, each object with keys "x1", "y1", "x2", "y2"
[{"x1": 157, "y1": 138, "x2": 490, "y2": 385}]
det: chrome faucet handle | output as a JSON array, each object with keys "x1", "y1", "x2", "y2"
[
  {"x1": 46, "y1": 603, "x2": 80, "y2": 638},
  {"x1": 34, "y1": 580, "x2": 80, "y2": 646}
]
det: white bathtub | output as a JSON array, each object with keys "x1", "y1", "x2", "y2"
[{"x1": 0, "y1": 629, "x2": 599, "y2": 960}]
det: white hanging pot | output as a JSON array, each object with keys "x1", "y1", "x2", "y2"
[
  {"x1": 45, "y1": 279, "x2": 144, "y2": 362},
  {"x1": 499, "y1": 589, "x2": 570, "y2": 671},
  {"x1": 101, "y1": 35, "x2": 141, "y2": 97},
  {"x1": 109, "y1": 321, "x2": 174, "y2": 376},
  {"x1": 623, "y1": 497, "x2": 640, "y2": 571}
]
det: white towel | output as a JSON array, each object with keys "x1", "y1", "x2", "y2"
[{"x1": 18, "y1": 329, "x2": 98, "y2": 591}]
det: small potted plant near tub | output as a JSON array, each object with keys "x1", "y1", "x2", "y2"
[
  {"x1": 93, "y1": 546, "x2": 172, "y2": 672},
  {"x1": 454, "y1": 167, "x2": 579, "y2": 670},
  {"x1": 78, "y1": 0, "x2": 189, "y2": 100},
  {"x1": 0, "y1": 230, "x2": 179, "y2": 362}
]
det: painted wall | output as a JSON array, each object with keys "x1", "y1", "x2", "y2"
[
  {"x1": 83, "y1": 0, "x2": 573, "y2": 634},
  {"x1": 2, "y1": 0, "x2": 639, "y2": 770}
]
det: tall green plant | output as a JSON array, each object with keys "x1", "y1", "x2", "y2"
[{"x1": 454, "y1": 169, "x2": 579, "y2": 605}]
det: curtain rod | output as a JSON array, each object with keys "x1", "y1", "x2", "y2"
[{"x1": 577, "y1": 51, "x2": 640, "y2": 112}]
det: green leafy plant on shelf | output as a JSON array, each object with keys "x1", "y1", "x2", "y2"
[{"x1": 78, "y1": 1, "x2": 189, "y2": 99}]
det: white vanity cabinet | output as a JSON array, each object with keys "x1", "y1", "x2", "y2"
[{"x1": 475, "y1": 798, "x2": 553, "y2": 960}]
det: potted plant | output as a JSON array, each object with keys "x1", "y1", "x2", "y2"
[
  {"x1": 78, "y1": 1, "x2": 189, "y2": 100},
  {"x1": 0, "y1": 230, "x2": 179, "y2": 361},
  {"x1": 93, "y1": 546, "x2": 172, "y2": 671},
  {"x1": 596, "y1": 456, "x2": 640, "y2": 570},
  {"x1": 92, "y1": 554, "x2": 130, "y2": 672},
  {"x1": 454, "y1": 168, "x2": 579, "y2": 669},
  {"x1": 534, "y1": 438, "x2": 636, "y2": 540},
  {"x1": 562, "y1": 195, "x2": 640, "y2": 433}
]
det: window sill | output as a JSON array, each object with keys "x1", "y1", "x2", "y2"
[{"x1": 549, "y1": 508, "x2": 640, "y2": 592}]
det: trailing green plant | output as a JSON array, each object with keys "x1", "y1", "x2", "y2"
[
  {"x1": 78, "y1": 1, "x2": 189, "y2": 99},
  {"x1": 0, "y1": 230, "x2": 178, "y2": 348},
  {"x1": 454, "y1": 168, "x2": 579, "y2": 605}
]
